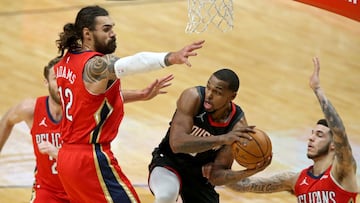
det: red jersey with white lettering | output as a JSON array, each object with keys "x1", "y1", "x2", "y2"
[
  {"x1": 295, "y1": 165, "x2": 357, "y2": 203},
  {"x1": 30, "y1": 96, "x2": 68, "y2": 202},
  {"x1": 55, "y1": 51, "x2": 124, "y2": 144},
  {"x1": 54, "y1": 51, "x2": 140, "y2": 203}
]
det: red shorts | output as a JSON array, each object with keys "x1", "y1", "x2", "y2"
[
  {"x1": 57, "y1": 143, "x2": 140, "y2": 203},
  {"x1": 30, "y1": 186, "x2": 69, "y2": 203}
]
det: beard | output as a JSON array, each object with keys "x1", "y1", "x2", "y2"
[
  {"x1": 50, "y1": 88, "x2": 61, "y2": 105},
  {"x1": 307, "y1": 141, "x2": 331, "y2": 159},
  {"x1": 94, "y1": 37, "x2": 117, "y2": 54}
]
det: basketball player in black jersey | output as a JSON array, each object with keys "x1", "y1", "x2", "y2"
[{"x1": 148, "y1": 69, "x2": 271, "y2": 203}]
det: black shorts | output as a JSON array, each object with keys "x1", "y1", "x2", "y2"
[{"x1": 149, "y1": 148, "x2": 219, "y2": 203}]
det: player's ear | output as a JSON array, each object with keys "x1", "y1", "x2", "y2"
[
  {"x1": 329, "y1": 141, "x2": 335, "y2": 150},
  {"x1": 44, "y1": 78, "x2": 49, "y2": 87},
  {"x1": 231, "y1": 92, "x2": 237, "y2": 100},
  {"x1": 83, "y1": 27, "x2": 91, "y2": 39}
]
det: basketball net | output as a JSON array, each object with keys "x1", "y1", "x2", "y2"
[{"x1": 185, "y1": 0, "x2": 233, "y2": 33}]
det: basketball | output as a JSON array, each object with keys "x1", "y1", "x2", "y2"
[{"x1": 231, "y1": 128, "x2": 272, "y2": 169}]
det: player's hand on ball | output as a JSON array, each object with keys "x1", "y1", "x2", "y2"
[
  {"x1": 252, "y1": 153, "x2": 272, "y2": 171},
  {"x1": 222, "y1": 125, "x2": 255, "y2": 145}
]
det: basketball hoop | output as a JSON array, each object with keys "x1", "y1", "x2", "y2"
[{"x1": 185, "y1": 0, "x2": 233, "y2": 33}]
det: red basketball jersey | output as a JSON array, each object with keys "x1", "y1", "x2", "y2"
[
  {"x1": 55, "y1": 51, "x2": 124, "y2": 144},
  {"x1": 30, "y1": 96, "x2": 65, "y2": 193},
  {"x1": 295, "y1": 165, "x2": 357, "y2": 203}
]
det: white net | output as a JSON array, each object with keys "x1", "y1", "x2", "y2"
[{"x1": 185, "y1": 0, "x2": 233, "y2": 33}]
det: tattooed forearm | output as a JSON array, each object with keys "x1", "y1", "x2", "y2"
[
  {"x1": 227, "y1": 172, "x2": 297, "y2": 193},
  {"x1": 315, "y1": 88, "x2": 345, "y2": 135},
  {"x1": 314, "y1": 88, "x2": 354, "y2": 166}
]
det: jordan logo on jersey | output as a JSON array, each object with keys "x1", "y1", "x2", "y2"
[
  {"x1": 39, "y1": 117, "x2": 48, "y2": 127},
  {"x1": 196, "y1": 112, "x2": 206, "y2": 122},
  {"x1": 300, "y1": 177, "x2": 309, "y2": 186}
]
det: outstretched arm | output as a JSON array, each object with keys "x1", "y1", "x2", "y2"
[
  {"x1": 83, "y1": 40, "x2": 205, "y2": 95},
  {"x1": 310, "y1": 57, "x2": 357, "y2": 192},
  {"x1": 122, "y1": 74, "x2": 174, "y2": 103},
  {"x1": 112, "y1": 40, "x2": 205, "y2": 77},
  {"x1": 0, "y1": 99, "x2": 35, "y2": 153},
  {"x1": 204, "y1": 144, "x2": 271, "y2": 186},
  {"x1": 226, "y1": 171, "x2": 298, "y2": 193},
  {"x1": 203, "y1": 120, "x2": 271, "y2": 186}
]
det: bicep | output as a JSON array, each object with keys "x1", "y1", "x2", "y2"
[
  {"x1": 83, "y1": 55, "x2": 119, "y2": 83},
  {"x1": 3, "y1": 99, "x2": 35, "y2": 127},
  {"x1": 331, "y1": 131, "x2": 357, "y2": 187},
  {"x1": 169, "y1": 89, "x2": 200, "y2": 145}
]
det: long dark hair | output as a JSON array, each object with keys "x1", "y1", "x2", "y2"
[{"x1": 56, "y1": 5, "x2": 109, "y2": 56}]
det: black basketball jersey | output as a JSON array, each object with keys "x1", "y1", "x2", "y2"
[{"x1": 157, "y1": 86, "x2": 245, "y2": 167}]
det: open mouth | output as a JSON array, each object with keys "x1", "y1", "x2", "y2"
[{"x1": 204, "y1": 100, "x2": 212, "y2": 110}]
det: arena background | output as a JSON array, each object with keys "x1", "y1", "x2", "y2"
[{"x1": 0, "y1": 0, "x2": 359, "y2": 202}]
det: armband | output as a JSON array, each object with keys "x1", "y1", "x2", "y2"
[{"x1": 114, "y1": 52, "x2": 169, "y2": 78}]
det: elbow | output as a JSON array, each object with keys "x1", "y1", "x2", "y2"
[
  {"x1": 170, "y1": 136, "x2": 191, "y2": 154},
  {"x1": 169, "y1": 140, "x2": 181, "y2": 153},
  {"x1": 207, "y1": 172, "x2": 229, "y2": 186}
]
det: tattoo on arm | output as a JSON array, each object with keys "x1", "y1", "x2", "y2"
[
  {"x1": 104, "y1": 54, "x2": 119, "y2": 74},
  {"x1": 314, "y1": 89, "x2": 356, "y2": 169},
  {"x1": 228, "y1": 172, "x2": 297, "y2": 193},
  {"x1": 83, "y1": 55, "x2": 119, "y2": 83}
]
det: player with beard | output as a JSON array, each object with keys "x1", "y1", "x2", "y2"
[
  {"x1": 148, "y1": 68, "x2": 271, "y2": 203},
  {"x1": 225, "y1": 57, "x2": 358, "y2": 202},
  {"x1": 54, "y1": 5, "x2": 204, "y2": 203},
  {"x1": 0, "y1": 57, "x2": 70, "y2": 203},
  {"x1": 0, "y1": 54, "x2": 175, "y2": 203}
]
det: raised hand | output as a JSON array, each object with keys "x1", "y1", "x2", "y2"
[
  {"x1": 167, "y1": 40, "x2": 205, "y2": 67},
  {"x1": 310, "y1": 57, "x2": 321, "y2": 91},
  {"x1": 141, "y1": 74, "x2": 174, "y2": 101}
]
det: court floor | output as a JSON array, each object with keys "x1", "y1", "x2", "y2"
[{"x1": 0, "y1": 0, "x2": 359, "y2": 202}]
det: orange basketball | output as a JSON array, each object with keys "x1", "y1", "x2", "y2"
[{"x1": 231, "y1": 128, "x2": 272, "y2": 169}]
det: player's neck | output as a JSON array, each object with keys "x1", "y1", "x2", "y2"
[
  {"x1": 211, "y1": 103, "x2": 231, "y2": 122},
  {"x1": 48, "y1": 98, "x2": 62, "y2": 122},
  {"x1": 82, "y1": 43, "x2": 94, "y2": 52},
  {"x1": 312, "y1": 155, "x2": 333, "y2": 176}
]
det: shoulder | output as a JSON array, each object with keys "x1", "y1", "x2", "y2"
[
  {"x1": 16, "y1": 98, "x2": 36, "y2": 113},
  {"x1": 16, "y1": 98, "x2": 37, "y2": 119},
  {"x1": 178, "y1": 86, "x2": 201, "y2": 103},
  {"x1": 176, "y1": 87, "x2": 202, "y2": 115},
  {"x1": 2, "y1": 98, "x2": 36, "y2": 125}
]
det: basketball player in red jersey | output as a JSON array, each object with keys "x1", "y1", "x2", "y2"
[
  {"x1": 0, "y1": 57, "x2": 69, "y2": 203},
  {"x1": 54, "y1": 5, "x2": 204, "y2": 203},
  {"x1": 225, "y1": 57, "x2": 358, "y2": 202},
  {"x1": 0, "y1": 56, "x2": 181, "y2": 203}
]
